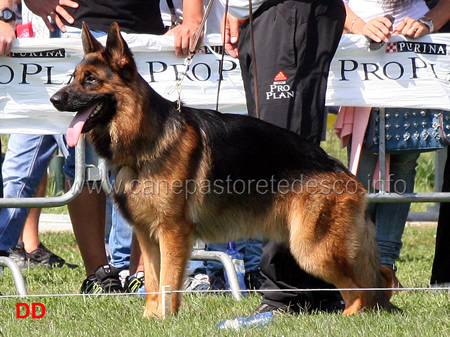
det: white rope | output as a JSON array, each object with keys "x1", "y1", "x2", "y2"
[{"x1": 1, "y1": 286, "x2": 448, "y2": 299}]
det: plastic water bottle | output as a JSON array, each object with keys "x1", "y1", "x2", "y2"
[
  {"x1": 224, "y1": 242, "x2": 247, "y2": 296},
  {"x1": 216, "y1": 312, "x2": 273, "y2": 330}
]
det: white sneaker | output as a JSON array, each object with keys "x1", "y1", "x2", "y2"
[{"x1": 183, "y1": 273, "x2": 210, "y2": 291}]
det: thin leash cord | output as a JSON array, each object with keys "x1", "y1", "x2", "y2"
[
  {"x1": 215, "y1": 0, "x2": 230, "y2": 111},
  {"x1": 248, "y1": 0, "x2": 260, "y2": 119}
]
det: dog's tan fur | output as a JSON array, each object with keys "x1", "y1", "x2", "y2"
[{"x1": 51, "y1": 23, "x2": 398, "y2": 318}]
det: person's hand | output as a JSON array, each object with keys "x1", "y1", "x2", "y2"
[
  {"x1": 23, "y1": 0, "x2": 79, "y2": 33},
  {"x1": 360, "y1": 16, "x2": 394, "y2": 43},
  {"x1": 0, "y1": 21, "x2": 15, "y2": 56},
  {"x1": 221, "y1": 13, "x2": 240, "y2": 58},
  {"x1": 393, "y1": 17, "x2": 430, "y2": 38},
  {"x1": 165, "y1": 22, "x2": 203, "y2": 57}
]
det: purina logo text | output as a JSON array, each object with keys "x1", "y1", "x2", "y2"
[{"x1": 386, "y1": 42, "x2": 447, "y2": 55}]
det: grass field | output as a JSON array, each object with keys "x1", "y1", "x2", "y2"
[{"x1": 0, "y1": 226, "x2": 449, "y2": 337}]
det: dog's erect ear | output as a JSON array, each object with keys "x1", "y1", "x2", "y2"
[
  {"x1": 105, "y1": 22, "x2": 134, "y2": 70},
  {"x1": 81, "y1": 22, "x2": 104, "y2": 55}
]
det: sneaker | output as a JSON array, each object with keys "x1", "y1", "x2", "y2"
[
  {"x1": 8, "y1": 243, "x2": 30, "y2": 269},
  {"x1": 245, "y1": 269, "x2": 266, "y2": 290},
  {"x1": 183, "y1": 273, "x2": 210, "y2": 291},
  {"x1": 209, "y1": 273, "x2": 226, "y2": 291},
  {"x1": 81, "y1": 264, "x2": 125, "y2": 294},
  {"x1": 80, "y1": 277, "x2": 104, "y2": 294},
  {"x1": 10, "y1": 242, "x2": 78, "y2": 270},
  {"x1": 29, "y1": 242, "x2": 78, "y2": 269},
  {"x1": 125, "y1": 271, "x2": 145, "y2": 293}
]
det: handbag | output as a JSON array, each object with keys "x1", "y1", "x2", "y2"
[{"x1": 363, "y1": 108, "x2": 450, "y2": 153}]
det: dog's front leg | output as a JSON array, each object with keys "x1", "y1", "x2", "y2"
[
  {"x1": 158, "y1": 221, "x2": 194, "y2": 317},
  {"x1": 134, "y1": 229, "x2": 162, "y2": 318}
]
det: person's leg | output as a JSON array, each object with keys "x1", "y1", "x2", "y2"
[
  {"x1": 431, "y1": 147, "x2": 450, "y2": 286},
  {"x1": 357, "y1": 148, "x2": 419, "y2": 286},
  {"x1": 66, "y1": 181, "x2": 107, "y2": 276},
  {"x1": 242, "y1": 238, "x2": 262, "y2": 272},
  {"x1": 64, "y1": 141, "x2": 107, "y2": 276},
  {"x1": 20, "y1": 173, "x2": 46, "y2": 252},
  {"x1": 0, "y1": 135, "x2": 56, "y2": 252},
  {"x1": 374, "y1": 152, "x2": 419, "y2": 268},
  {"x1": 63, "y1": 139, "x2": 123, "y2": 292},
  {"x1": 108, "y1": 199, "x2": 133, "y2": 271},
  {"x1": 242, "y1": 238, "x2": 265, "y2": 290}
]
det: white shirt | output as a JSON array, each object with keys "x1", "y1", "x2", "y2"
[
  {"x1": 220, "y1": 0, "x2": 267, "y2": 20},
  {"x1": 346, "y1": 0, "x2": 430, "y2": 27}
]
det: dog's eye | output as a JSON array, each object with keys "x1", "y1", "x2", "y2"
[{"x1": 85, "y1": 75, "x2": 98, "y2": 84}]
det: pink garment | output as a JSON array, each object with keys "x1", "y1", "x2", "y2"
[{"x1": 334, "y1": 106, "x2": 390, "y2": 191}]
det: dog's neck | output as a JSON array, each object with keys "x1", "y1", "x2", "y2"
[{"x1": 89, "y1": 76, "x2": 185, "y2": 170}]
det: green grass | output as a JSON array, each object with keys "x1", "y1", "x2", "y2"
[{"x1": 0, "y1": 227, "x2": 449, "y2": 336}]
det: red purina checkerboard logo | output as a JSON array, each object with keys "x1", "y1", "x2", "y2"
[{"x1": 386, "y1": 42, "x2": 398, "y2": 53}]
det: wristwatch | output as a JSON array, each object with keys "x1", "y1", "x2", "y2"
[
  {"x1": 418, "y1": 16, "x2": 434, "y2": 33},
  {"x1": 0, "y1": 8, "x2": 15, "y2": 23}
]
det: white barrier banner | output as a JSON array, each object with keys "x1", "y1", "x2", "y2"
[
  {"x1": 0, "y1": 33, "x2": 449, "y2": 134},
  {"x1": 326, "y1": 33, "x2": 450, "y2": 110}
]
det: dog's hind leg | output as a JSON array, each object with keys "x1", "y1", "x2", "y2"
[{"x1": 287, "y1": 194, "x2": 393, "y2": 315}]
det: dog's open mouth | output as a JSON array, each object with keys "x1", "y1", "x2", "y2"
[{"x1": 67, "y1": 102, "x2": 104, "y2": 147}]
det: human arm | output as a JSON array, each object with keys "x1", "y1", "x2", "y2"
[
  {"x1": 23, "y1": 0, "x2": 79, "y2": 33},
  {"x1": 164, "y1": 0, "x2": 203, "y2": 57},
  {"x1": 0, "y1": 0, "x2": 15, "y2": 56},
  {"x1": 394, "y1": 0, "x2": 450, "y2": 35},
  {"x1": 343, "y1": 3, "x2": 394, "y2": 42},
  {"x1": 221, "y1": 12, "x2": 241, "y2": 58}
]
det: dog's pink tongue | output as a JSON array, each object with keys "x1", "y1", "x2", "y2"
[{"x1": 67, "y1": 106, "x2": 95, "y2": 147}]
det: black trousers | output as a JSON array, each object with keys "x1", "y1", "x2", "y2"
[
  {"x1": 431, "y1": 146, "x2": 450, "y2": 283},
  {"x1": 237, "y1": 0, "x2": 345, "y2": 308}
]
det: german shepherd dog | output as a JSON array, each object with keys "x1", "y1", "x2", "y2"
[{"x1": 51, "y1": 23, "x2": 397, "y2": 318}]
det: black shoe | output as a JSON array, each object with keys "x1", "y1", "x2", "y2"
[
  {"x1": 90, "y1": 264, "x2": 125, "y2": 293},
  {"x1": 314, "y1": 295, "x2": 345, "y2": 313},
  {"x1": 209, "y1": 273, "x2": 226, "y2": 291},
  {"x1": 8, "y1": 242, "x2": 30, "y2": 269},
  {"x1": 28, "y1": 242, "x2": 78, "y2": 269},
  {"x1": 245, "y1": 269, "x2": 266, "y2": 290}
]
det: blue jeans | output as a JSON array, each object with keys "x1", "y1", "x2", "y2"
[
  {"x1": 108, "y1": 183, "x2": 133, "y2": 270},
  {"x1": 0, "y1": 134, "x2": 67, "y2": 251},
  {"x1": 205, "y1": 239, "x2": 263, "y2": 277},
  {"x1": 356, "y1": 149, "x2": 419, "y2": 267}
]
